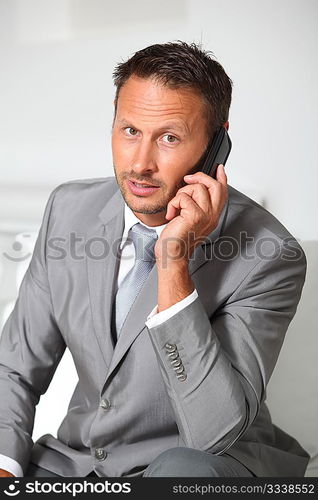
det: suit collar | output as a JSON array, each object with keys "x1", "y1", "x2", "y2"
[{"x1": 98, "y1": 186, "x2": 123, "y2": 226}]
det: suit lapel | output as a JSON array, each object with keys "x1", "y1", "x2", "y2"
[{"x1": 86, "y1": 188, "x2": 125, "y2": 369}]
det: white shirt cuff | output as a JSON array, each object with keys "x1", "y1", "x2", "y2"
[
  {"x1": 0, "y1": 454, "x2": 23, "y2": 477},
  {"x1": 145, "y1": 288, "x2": 198, "y2": 329}
]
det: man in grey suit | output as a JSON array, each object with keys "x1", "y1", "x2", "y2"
[{"x1": 0, "y1": 41, "x2": 310, "y2": 477}]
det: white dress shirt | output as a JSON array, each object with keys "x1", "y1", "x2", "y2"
[
  {"x1": 118, "y1": 202, "x2": 198, "y2": 329},
  {"x1": 0, "y1": 201, "x2": 198, "y2": 476}
]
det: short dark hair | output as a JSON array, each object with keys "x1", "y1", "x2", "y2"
[{"x1": 112, "y1": 40, "x2": 233, "y2": 137}]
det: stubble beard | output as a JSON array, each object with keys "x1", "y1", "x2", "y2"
[{"x1": 113, "y1": 166, "x2": 187, "y2": 215}]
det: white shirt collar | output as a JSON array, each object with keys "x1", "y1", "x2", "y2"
[{"x1": 120, "y1": 202, "x2": 168, "y2": 250}]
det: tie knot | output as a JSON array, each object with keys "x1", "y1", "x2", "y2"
[{"x1": 129, "y1": 223, "x2": 158, "y2": 262}]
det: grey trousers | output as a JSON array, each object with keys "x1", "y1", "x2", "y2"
[{"x1": 25, "y1": 447, "x2": 256, "y2": 477}]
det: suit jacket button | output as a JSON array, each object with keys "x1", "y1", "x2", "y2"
[
  {"x1": 175, "y1": 364, "x2": 185, "y2": 374},
  {"x1": 165, "y1": 343, "x2": 177, "y2": 352},
  {"x1": 95, "y1": 448, "x2": 107, "y2": 461},
  {"x1": 171, "y1": 358, "x2": 182, "y2": 368},
  {"x1": 168, "y1": 351, "x2": 179, "y2": 361},
  {"x1": 100, "y1": 399, "x2": 111, "y2": 410}
]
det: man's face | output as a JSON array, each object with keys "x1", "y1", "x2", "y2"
[{"x1": 111, "y1": 75, "x2": 209, "y2": 225}]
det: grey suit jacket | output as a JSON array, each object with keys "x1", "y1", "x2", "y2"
[{"x1": 0, "y1": 177, "x2": 310, "y2": 477}]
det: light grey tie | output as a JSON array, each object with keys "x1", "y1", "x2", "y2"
[{"x1": 114, "y1": 222, "x2": 158, "y2": 337}]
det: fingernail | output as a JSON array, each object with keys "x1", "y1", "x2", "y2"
[{"x1": 184, "y1": 174, "x2": 193, "y2": 179}]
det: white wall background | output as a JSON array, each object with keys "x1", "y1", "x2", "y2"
[
  {"x1": 0, "y1": 0, "x2": 317, "y2": 472},
  {"x1": 0, "y1": 0, "x2": 317, "y2": 239}
]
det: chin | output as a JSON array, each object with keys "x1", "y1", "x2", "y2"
[{"x1": 123, "y1": 195, "x2": 166, "y2": 215}]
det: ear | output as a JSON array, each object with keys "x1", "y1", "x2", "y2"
[{"x1": 224, "y1": 121, "x2": 229, "y2": 130}]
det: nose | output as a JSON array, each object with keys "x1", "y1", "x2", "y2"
[{"x1": 130, "y1": 139, "x2": 158, "y2": 175}]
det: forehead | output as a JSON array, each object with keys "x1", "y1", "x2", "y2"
[{"x1": 116, "y1": 76, "x2": 206, "y2": 126}]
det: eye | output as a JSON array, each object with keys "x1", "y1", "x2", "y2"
[
  {"x1": 162, "y1": 134, "x2": 179, "y2": 144},
  {"x1": 124, "y1": 127, "x2": 139, "y2": 136}
]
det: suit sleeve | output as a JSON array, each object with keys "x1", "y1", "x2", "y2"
[
  {"x1": 0, "y1": 186, "x2": 66, "y2": 473},
  {"x1": 146, "y1": 289, "x2": 198, "y2": 328},
  {"x1": 146, "y1": 243, "x2": 307, "y2": 454},
  {"x1": 0, "y1": 454, "x2": 22, "y2": 477}
]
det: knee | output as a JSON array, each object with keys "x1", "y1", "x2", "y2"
[{"x1": 143, "y1": 447, "x2": 222, "y2": 477}]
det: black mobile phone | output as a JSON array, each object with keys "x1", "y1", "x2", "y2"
[{"x1": 199, "y1": 127, "x2": 232, "y2": 178}]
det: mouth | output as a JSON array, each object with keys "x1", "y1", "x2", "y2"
[
  {"x1": 127, "y1": 179, "x2": 161, "y2": 196},
  {"x1": 129, "y1": 179, "x2": 159, "y2": 188}
]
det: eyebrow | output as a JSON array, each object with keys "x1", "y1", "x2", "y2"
[{"x1": 118, "y1": 119, "x2": 189, "y2": 136}]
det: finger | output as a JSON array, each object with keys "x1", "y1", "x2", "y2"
[
  {"x1": 176, "y1": 183, "x2": 211, "y2": 213},
  {"x1": 209, "y1": 181, "x2": 228, "y2": 219},
  {"x1": 211, "y1": 183, "x2": 228, "y2": 216},
  {"x1": 183, "y1": 171, "x2": 217, "y2": 189},
  {"x1": 184, "y1": 165, "x2": 228, "y2": 191},
  {"x1": 166, "y1": 192, "x2": 201, "y2": 220},
  {"x1": 207, "y1": 165, "x2": 228, "y2": 211},
  {"x1": 184, "y1": 168, "x2": 227, "y2": 215},
  {"x1": 216, "y1": 164, "x2": 227, "y2": 187}
]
